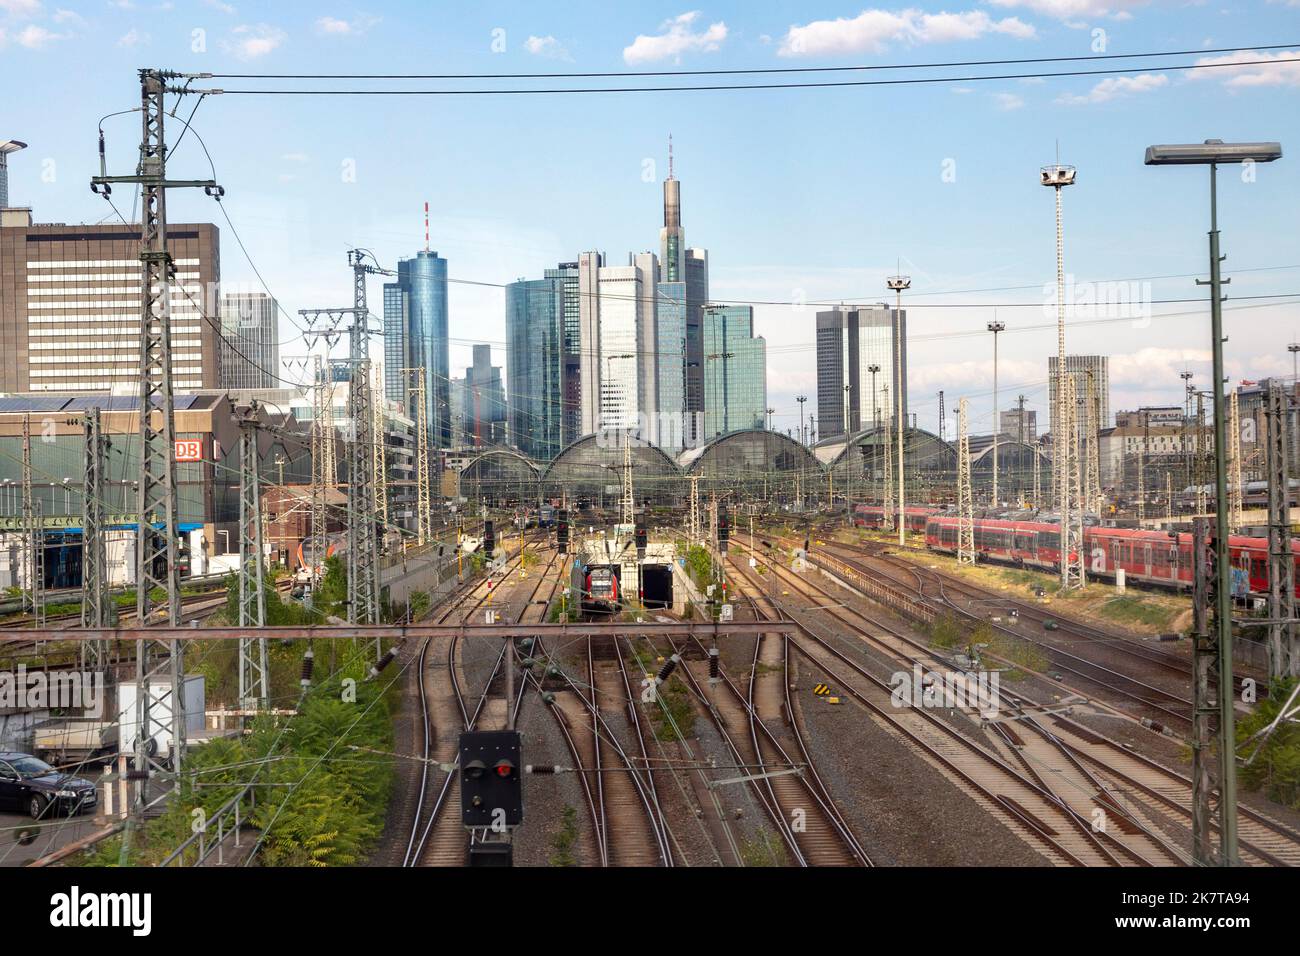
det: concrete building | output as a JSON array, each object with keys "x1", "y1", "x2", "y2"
[
  {"x1": 578, "y1": 251, "x2": 663, "y2": 439},
  {"x1": 219, "y1": 291, "x2": 279, "y2": 390},
  {"x1": 999, "y1": 407, "x2": 1038, "y2": 441},
  {"x1": 461, "y1": 344, "x2": 506, "y2": 447},
  {"x1": 0, "y1": 211, "x2": 221, "y2": 393},
  {"x1": 1115, "y1": 405, "x2": 1183, "y2": 429},
  {"x1": 815, "y1": 304, "x2": 907, "y2": 439},
  {"x1": 1048, "y1": 354, "x2": 1109, "y2": 442}
]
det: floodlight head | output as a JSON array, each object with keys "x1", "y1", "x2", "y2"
[
  {"x1": 1040, "y1": 164, "x2": 1077, "y2": 187},
  {"x1": 988, "y1": 321, "x2": 1006, "y2": 333},
  {"x1": 1145, "y1": 139, "x2": 1282, "y2": 166},
  {"x1": 886, "y1": 275, "x2": 911, "y2": 292},
  {"x1": 0, "y1": 140, "x2": 27, "y2": 156}
]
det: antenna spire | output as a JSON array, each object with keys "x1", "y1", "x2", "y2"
[
  {"x1": 424, "y1": 200, "x2": 429, "y2": 253},
  {"x1": 668, "y1": 134, "x2": 674, "y2": 180}
]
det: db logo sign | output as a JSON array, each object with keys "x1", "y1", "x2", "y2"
[{"x1": 174, "y1": 439, "x2": 203, "y2": 462}]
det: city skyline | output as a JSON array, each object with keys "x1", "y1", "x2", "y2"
[{"x1": 0, "y1": 1, "x2": 1296, "y2": 442}]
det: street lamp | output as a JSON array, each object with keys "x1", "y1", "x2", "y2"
[
  {"x1": 987, "y1": 319, "x2": 1005, "y2": 508},
  {"x1": 796, "y1": 394, "x2": 807, "y2": 446},
  {"x1": 1145, "y1": 137, "x2": 1283, "y2": 867},
  {"x1": 886, "y1": 273, "x2": 910, "y2": 545}
]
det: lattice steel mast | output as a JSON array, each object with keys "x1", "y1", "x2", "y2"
[
  {"x1": 80, "y1": 407, "x2": 110, "y2": 668},
  {"x1": 236, "y1": 403, "x2": 269, "y2": 709},
  {"x1": 91, "y1": 69, "x2": 220, "y2": 790},
  {"x1": 956, "y1": 398, "x2": 974, "y2": 563}
]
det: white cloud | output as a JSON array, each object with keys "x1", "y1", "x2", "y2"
[
  {"x1": 117, "y1": 27, "x2": 148, "y2": 46},
  {"x1": 225, "y1": 23, "x2": 284, "y2": 59},
  {"x1": 51, "y1": 8, "x2": 82, "y2": 24},
  {"x1": 1189, "y1": 49, "x2": 1300, "y2": 88},
  {"x1": 993, "y1": 91, "x2": 1025, "y2": 109},
  {"x1": 315, "y1": 14, "x2": 378, "y2": 35},
  {"x1": 281, "y1": 152, "x2": 310, "y2": 163},
  {"x1": 14, "y1": 23, "x2": 61, "y2": 47},
  {"x1": 203, "y1": 0, "x2": 236, "y2": 14},
  {"x1": 951, "y1": 85, "x2": 974, "y2": 94},
  {"x1": 778, "y1": 9, "x2": 1034, "y2": 58},
  {"x1": 987, "y1": 0, "x2": 1149, "y2": 19},
  {"x1": 524, "y1": 34, "x2": 571, "y2": 60},
  {"x1": 0, "y1": 0, "x2": 42, "y2": 16},
  {"x1": 623, "y1": 11, "x2": 727, "y2": 64},
  {"x1": 1055, "y1": 72, "x2": 1167, "y2": 104}
]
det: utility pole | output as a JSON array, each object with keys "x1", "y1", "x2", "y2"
[
  {"x1": 868, "y1": 364, "x2": 881, "y2": 501},
  {"x1": 402, "y1": 367, "x2": 432, "y2": 547},
  {"x1": 91, "y1": 69, "x2": 220, "y2": 799},
  {"x1": 887, "y1": 271, "x2": 911, "y2": 546},
  {"x1": 882, "y1": 384, "x2": 894, "y2": 532},
  {"x1": 1190, "y1": 517, "x2": 1217, "y2": 864},
  {"x1": 309, "y1": 354, "x2": 333, "y2": 581},
  {"x1": 956, "y1": 398, "x2": 974, "y2": 563},
  {"x1": 687, "y1": 474, "x2": 701, "y2": 542},
  {"x1": 1228, "y1": 388, "x2": 1242, "y2": 534},
  {"x1": 236, "y1": 403, "x2": 269, "y2": 711},
  {"x1": 81, "y1": 408, "x2": 110, "y2": 669},
  {"x1": 1085, "y1": 369, "x2": 1101, "y2": 515},
  {"x1": 1265, "y1": 382, "x2": 1297, "y2": 678},
  {"x1": 1061, "y1": 375, "x2": 1085, "y2": 589},
  {"x1": 796, "y1": 395, "x2": 807, "y2": 446},
  {"x1": 21, "y1": 414, "x2": 44, "y2": 627},
  {"x1": 1041, "y1": 156, "x2": 1076, "y2": 550},
  {"x1": 988, "y1": 319, "x2": 1004, "y2": 507},
  {"x1": 372, "y1": 363, "x2": 389, "y2": 545},
  {"x1": 621, "y1": 429, "x2": 634, "y2": 527},
  {"x1": 938, "y1": 390, "x2": 945, "y2": 443},
  {"x1": 300, "y1": 250, "x2": 392, "y2": 652}
]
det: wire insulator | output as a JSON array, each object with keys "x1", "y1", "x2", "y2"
[
  {"x1": 708, "y1": 646, "x2": 720, "y2": 681},
  {"x1": 656, "y1": 653, "x2": 681, "y2": 684},
  {"x1": 300, "y1": 648, "x2": 315, "y2": 687},
  {"x1": 368, "y1": 647, "x2": 397, "y2": 679},
  {"x1": 525, "y1": 765, "x2": 559, "y2": 775}
]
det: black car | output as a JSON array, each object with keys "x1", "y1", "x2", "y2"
[{"x1": 0, "y1": 752, "x2": 98, "y2": 819}]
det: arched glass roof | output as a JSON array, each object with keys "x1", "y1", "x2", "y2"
[{"x1": 539, "y1": 433, "x2": 683, "y2": 506}]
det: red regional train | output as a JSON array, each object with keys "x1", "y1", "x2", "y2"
[
  {"x1": 853, "y1": 504, "x2": 943, "y2": 534},
  {"x1": 924, "y1": 515, "x2": 1300, "y2": 597}
]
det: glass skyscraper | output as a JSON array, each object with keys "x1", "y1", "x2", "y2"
[
  {"x1": 383, "y1": 250, "x2": 450, "y2": 449},
  {"x1": 702, "y1": 304, "x2": 766, "y2": 439},
  {"x1": 504, "y1": 263, "x2": 581, "y2": 461}
]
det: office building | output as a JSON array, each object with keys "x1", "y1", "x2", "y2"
[
  {"x1": 815, "y1": 304, "x2": 907, "y2": 439},
  {"x1": 0, "y1": 212, "x2": 221, "y2": 393},
  {"x1": 999, "y1": 407, "x2": 1038, "y2": 442},
  {"x1": 461, "y1": 344, "x2": 506, "y2": 447},
  {"x1": 1048, "y1": 354, "x2": 1109, "y2": 440},
  {"x1": 219, "y1": 291, "x2": 279, "y2": 390},
  {"x1": 504, "y1": 262, "x2": 581, "y2": 461},
  {"x1": 702, "y1": 304, "x2": 766, "y2": 439},
  {"x1": 383, "y1": 249, "x2": 450, "y2": 448}
]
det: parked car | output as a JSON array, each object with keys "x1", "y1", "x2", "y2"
[{"x1": 0, "y1": 752, "x2": 98, "y2": 819}]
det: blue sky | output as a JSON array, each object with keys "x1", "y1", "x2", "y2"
[{"x1": 2, "y1": 0, "x2": 1298, "y2": 438}]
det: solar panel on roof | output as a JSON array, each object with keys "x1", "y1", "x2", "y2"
[{"x1": 0, "y1": 396, "x2": 72, "y2": 412}]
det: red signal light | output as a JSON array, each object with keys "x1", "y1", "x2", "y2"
[{"x1": 494, "y1": 760, "x2": 515, "y2": 778}]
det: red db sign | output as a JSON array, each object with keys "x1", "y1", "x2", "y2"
[{"x1": 174, "y1": 439, "x2": 203, "y2": 462}]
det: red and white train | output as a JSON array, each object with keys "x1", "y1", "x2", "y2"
[{"x1": 923, "y1": 515, "x2": 1300, "y2": 598}]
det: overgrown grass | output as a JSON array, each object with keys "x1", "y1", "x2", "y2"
[
  {"x1": 80, "y1": 654, "x2": 395, "y2": 867},
  {"x1": 1096, "y1": 594, "x2": 1175, "y2": 630},
  {"x1": 549, "y1": 804, "x2": 579, "y2": 866},
  {"x1": 739, "y1": 835, "x2": 787, "y2": 867}
]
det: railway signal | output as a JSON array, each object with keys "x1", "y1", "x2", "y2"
[
  {"x1": 556, "y1": 509, "x2": 570, "y2": 554},
  {"x1": 484, "y1": 520, "x2": 496, "y2": 556},
  {"x1": 717, "y1": 505, "x2": 730, "y2": 553},
  {"x1": 635, "y1": 518, "x2": 648, "y2": 559},
  {"x1": 459, "y1": 730, "x2": 523, "y2": 829}
]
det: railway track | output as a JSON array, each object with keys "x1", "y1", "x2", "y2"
[
  {"x1": 669, "y1": 601, "x2": 870, "y2": 866},
  {"x1": 731, "y1": 537, "x2": 1300, "y2": 866},
  {"x1": 404, "y1": 543, "x2": 549, "y2": 867}
]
